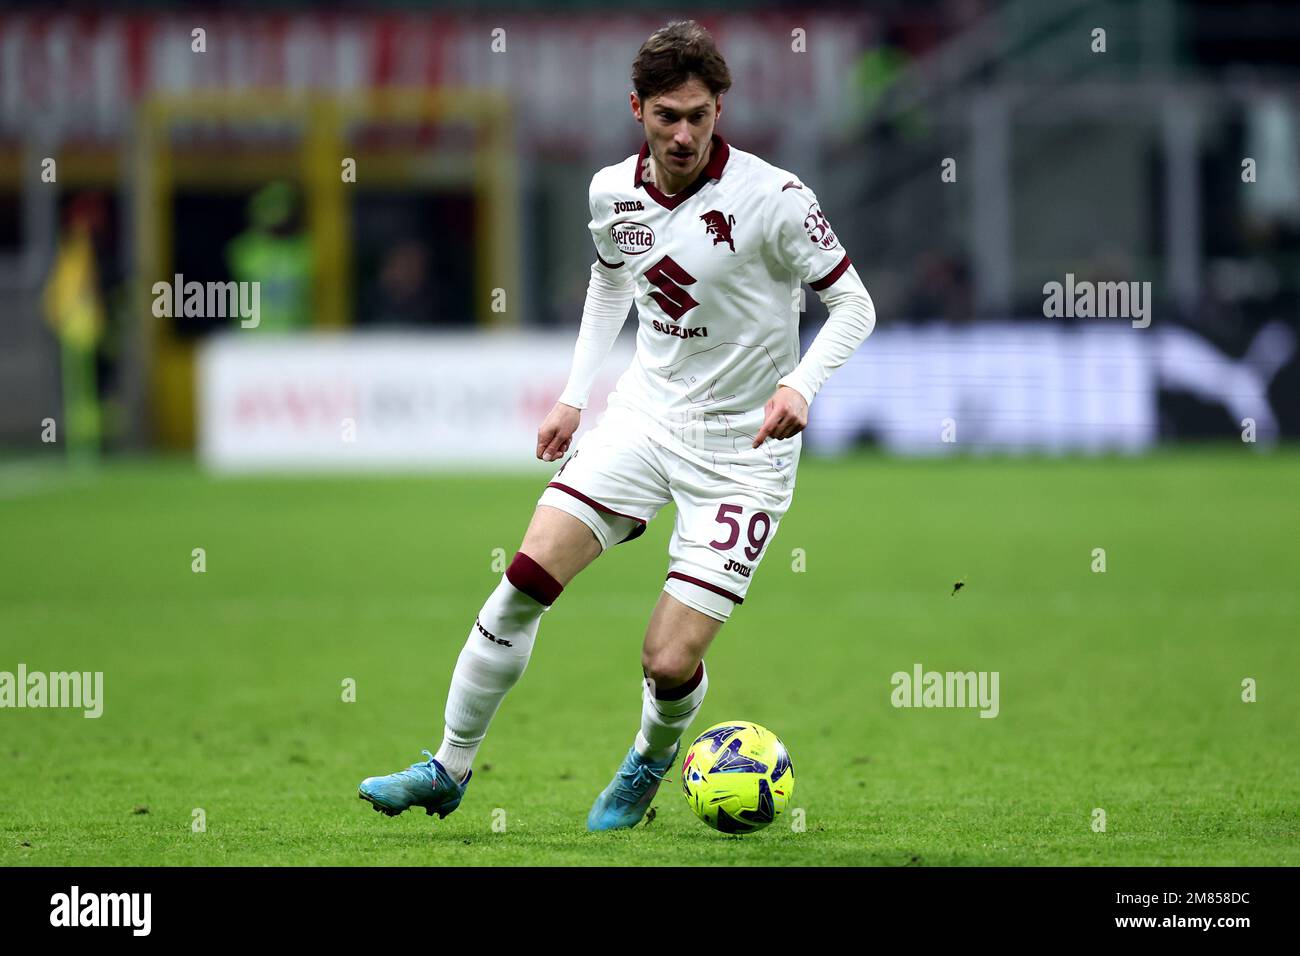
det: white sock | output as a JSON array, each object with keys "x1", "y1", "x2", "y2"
[
  {"x1": 635, "y1": 662, "x2": 709, "y2": 762},
  {"x1": 435, "y1": 573, "x2": 551, "y2": 782}
]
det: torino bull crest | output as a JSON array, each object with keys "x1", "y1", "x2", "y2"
[{"x1": 700, "y1": 209, "x2": 737, "y2": 252}]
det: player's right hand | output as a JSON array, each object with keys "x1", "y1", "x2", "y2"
[{"x1": 537, "y1": 402, "x2": 581, "y2": 462}]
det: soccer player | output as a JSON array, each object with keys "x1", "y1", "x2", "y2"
[{"x1": 359, "y1": 19, "x2": 875, "y2": 830}]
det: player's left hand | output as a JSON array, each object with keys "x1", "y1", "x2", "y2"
[{"x1": 752, "y1": 385, "x2": 809, "y2": 447}]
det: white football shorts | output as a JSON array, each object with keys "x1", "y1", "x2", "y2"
[{"x1": 536, "y1": 416, "x2": 794, "y2": 623}]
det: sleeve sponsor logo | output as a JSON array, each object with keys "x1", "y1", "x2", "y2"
[
  {"x1": 802, "y1": 203, "x2": 838, "y2": 250},
  {"x1": 611, "y1": 220, "x2": 655, "y2": 256}
]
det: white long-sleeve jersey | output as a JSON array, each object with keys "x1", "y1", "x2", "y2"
[{"x1": 558, "y1": 133, "x2": 875, "y2": 493}]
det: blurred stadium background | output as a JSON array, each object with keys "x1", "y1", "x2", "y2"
[
  {"x1": 3, "y1": 1, "x2": 1300, "y2": 868},
  {"x1": 2, "y1": 0, "x2": 1298, "y2": 468}
]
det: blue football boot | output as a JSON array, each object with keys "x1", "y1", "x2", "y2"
[
  {"x1": 587, "y1": 743, "x2": 679, "y2": 831},
  {"x1": 358, "y1": 750, "x2": 471, "y2": 819}
]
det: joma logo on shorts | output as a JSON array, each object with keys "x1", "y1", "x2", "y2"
[
  {"x1": 652, "y1": 319, "x2": 707, "y2": 339},
  {"x1": 723, "y1": 558, "x2": 752, "y2": 577},
  {"x1": 475, "y1": 618, "x2": 512, "y2": 647}
]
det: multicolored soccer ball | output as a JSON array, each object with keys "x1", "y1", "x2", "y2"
[{"x1": 681, "y1": 721, "x2": 794, "y2": 834}]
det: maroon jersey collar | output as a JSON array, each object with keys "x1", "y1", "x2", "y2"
[{"x1": 634, "y1": 133, "x2": 731, "y2": 210}]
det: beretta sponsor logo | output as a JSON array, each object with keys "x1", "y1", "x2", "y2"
[{"x1": 610, "y1": 220, "x2": 655, "y2": 256}]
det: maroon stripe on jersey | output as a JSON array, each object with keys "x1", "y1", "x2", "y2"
[
  {"x1": 634, "y1": 133, "x2": 731, "y2": 211},
  {"x1": 642, "y1": 172, "x2": 709, "y2": 211},
  {"x1": 666, "y1": 571, "x2": 744, "y2": 605},
  {"x1": 703, "y1": 136, "x2": 731, "y2": 179},
  {"x1": 809, "y1": 254, "x2": 852, "y2": 291},
  {"x1": 546, "y1": 481, "x2": 647, "y2": 528},
  {"x1": 506, "y1": 551, "x2": 564, "y2": 606},
  {"x1": 597, "y1": 253, "x2": 624, "y2": 269},
  {"x1": 653, "y1": 662, "x2": 705, "y2": 700}
]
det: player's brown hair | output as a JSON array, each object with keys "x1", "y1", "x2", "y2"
[{"x1": 631, "y1": 20, "x2": 732, "y2": 102}]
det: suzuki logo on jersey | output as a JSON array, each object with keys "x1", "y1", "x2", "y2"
[
  {"x1": 700, "y1": 210, "x2": 737, "y2": 252},
  {"x1": 652, "y1": 319, "x2": 708, "y2": 339},
  {"x1": 645, "y1": 255, "x2": 699, "y2": 320},
  {"x1": 803, "y1": 203, "x2": 838, "y2": 250},
  {"x1": 611, "y1": 221, "x2": 655, "y2": 256},
  {"x1": 613, "y1": 200, "x2": 645, "y2": 213}
]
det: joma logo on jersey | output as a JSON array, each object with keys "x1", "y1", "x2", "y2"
[
  {"x1": 700, "y1": 210, "x2": 737, "y2": 252},
  {"x1": 611, "y1": 221, "x2": 655, "y2": 255},
  {"x1": 723, "y1": 558, "x2": 752, "y2": 577},
  {"x1": 652, "y1": 319, "x2": 708, "y2": 339},
  {"x1": 475, "y1": 618, "x2": 513, "y2": 647},
  {"x1": 613, "y1": 200, "x2": 645, "y2": 213}
]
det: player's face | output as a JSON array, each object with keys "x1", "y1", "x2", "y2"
[{"x1": 633, "y1": 77, "x2": 720, "y2": 182}]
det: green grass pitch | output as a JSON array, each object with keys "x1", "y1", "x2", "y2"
[{"x1": 1, "y1": 448, "x2": 1297, "y2": 866}]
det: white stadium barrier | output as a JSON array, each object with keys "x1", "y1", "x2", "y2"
[
  {"x1": 197, "y1": 332, "x2": 634, "y2": 473},
  {"x1": 198, "y1": 322, "x2": 1293, "y2": 472}
]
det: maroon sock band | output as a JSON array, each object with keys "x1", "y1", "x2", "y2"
[
  {"x1": 506, "y1": 551, "x2": 564, "y2": 606},
  {"x1": 654, "y1": 662, "x2": 705, "y2": 701}
]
